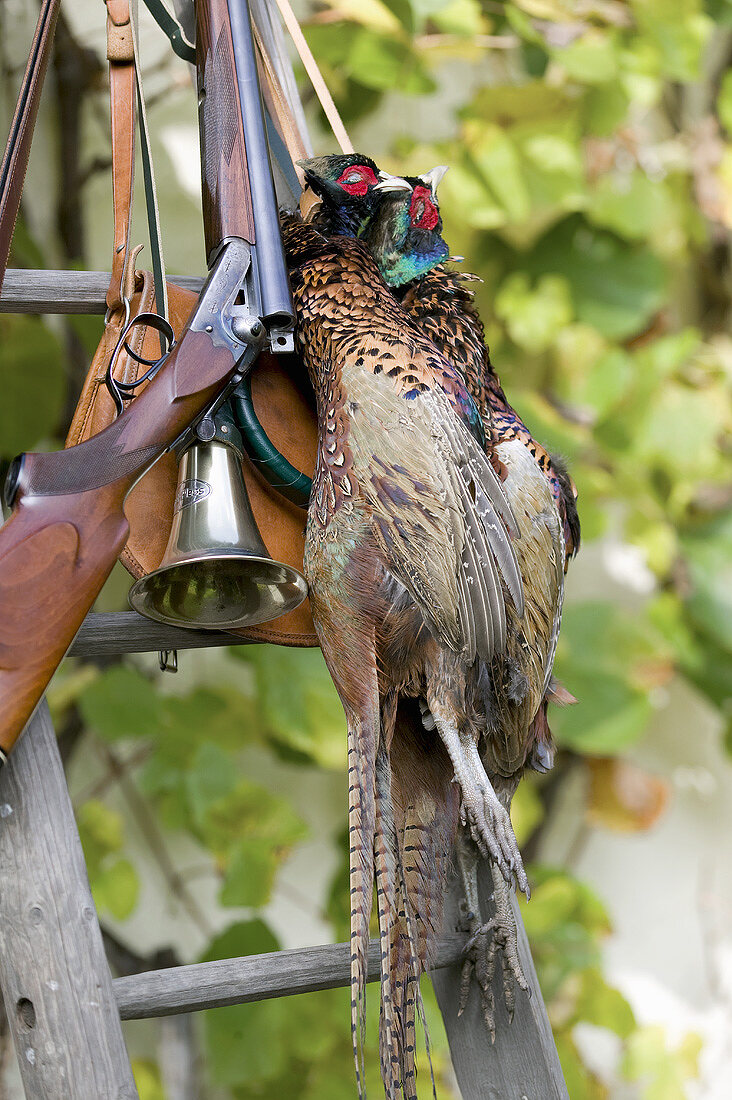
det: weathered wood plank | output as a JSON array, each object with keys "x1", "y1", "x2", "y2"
[
  {"x1": 70, "y1": 610, "x2": 248, "y2": 659},
  {"x1": 0, "y1": 701, "x2": 139, "y2": 1099},
  {"x1": 0, "y1": 269, "x2": 204, "y2": 314},
  {"x1": 113, "y1": 934, "x2": 467, "y2": 1020},
  {"x1": 431, "y1": 863, "x2": 568, "y2": 1100}
]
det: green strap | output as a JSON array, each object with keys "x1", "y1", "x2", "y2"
[
  {"x1": 230, "y1": 376, "x2": 312, "y2": 509},
  {"x1": 130, "y1": 1, "x2": 169, "y2": 349},
  {"x1": 140, "y1": 0, "x2": 196, "y2": 64},
  {"x1": 136, "y1": 83, "x2": 167, "y2": 342}
]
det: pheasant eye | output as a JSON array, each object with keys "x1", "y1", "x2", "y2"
[
  {"x1": 409, "y1": 185, "x2": 439, "y2": 230},
  {"x1": 336, "y1": 164, "x2": 378, "y2": 197}
]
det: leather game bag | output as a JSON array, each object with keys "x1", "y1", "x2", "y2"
[{"x1": 66, "y1": 0, "x2": 318, "y2": 646}]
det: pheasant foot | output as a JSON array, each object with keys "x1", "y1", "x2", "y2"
[
  {"x1": 431, "y1": 704, "x2": 528, "y2": 895},
  {"x1": 456, "y1": 843, "x2": 529, "y2": 1039}
]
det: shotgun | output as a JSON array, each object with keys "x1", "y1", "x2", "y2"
[{"x1": 0, "y1": 0, "x2": 295, "y2": 763}]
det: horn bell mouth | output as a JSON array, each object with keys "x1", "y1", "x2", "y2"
[{"x1": 129, "y1": 552, "x2": 308, "y2": 631}]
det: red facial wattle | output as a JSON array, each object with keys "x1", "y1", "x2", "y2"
[
  {"x1": 336, "y1": 164, "x2": 379, "y2": 197},
  {"x1": 409, "y1": 185, "x2": 439, "y2": 230}
]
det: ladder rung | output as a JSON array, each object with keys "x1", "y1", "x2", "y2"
[
  {"x1": 0, "y1": 269, "x2": 204, "y2": 314},
  {"x1": 71, "y1": 611, "x2": 251, "y2": 659},
  {"x1": 113, "y1": 934, "x2": 467, "y2": 1020}
]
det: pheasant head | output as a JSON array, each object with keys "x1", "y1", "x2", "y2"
[
  {"x1": 297, "y1": 153, "x2": 400, "y2": 236},
  {"x1": 362, "y1": 166, "x2": 450, "y2": 287}
]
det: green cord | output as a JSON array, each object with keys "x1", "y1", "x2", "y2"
[{"x1": 230, "y1": 376, "x2": 312, "y2": 509}]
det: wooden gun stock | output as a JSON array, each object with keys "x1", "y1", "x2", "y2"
[{"x1": 0, "y1": 241, "x2": 264, "y2": 761}]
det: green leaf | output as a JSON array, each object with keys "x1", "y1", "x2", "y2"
[
  {"x1": 464, "y1": 81, "x2": 577, "y2": 131},
  {"x1": 553, "y1": 670, "x2": 653, "y2": 755},
  {"x1": 552, "y1": 30, "x2": 619, "y2": 84},
  {"x1": 630, "y1": 0, "x2": 712, "y2": 82},
  {"x1": 131, "y1": 1060, "x2": 166, "y2": 1100},
  {"x1": 495, "y1": 272, "x2": 573, "y2": 352},
  {"x1": 683, "y1": 628, "x2": 732, "y2": 716},
  {"x1": 575, "y1": 967, "x2": 636, "y2": 1037},
  {"x1": 185, "y1": 742, "x2": 238, "y2": 830},
  {"x1": 574, "y1": 347, "x2": 635, "y2": 420},
  {"x1": 347, "y1": 30, "x2": 408, "y2": 89},
  {"x1": 345, "y1": 31, "x2": 434, "y2": 94},
  {"x1": 519, "y1": 870, "x2": 613, "y2": 999},
  {"x1": 438, "y1": 158, "x2": 507, "y2": 230},
  {"x1": 466, "y1": 124, "x2": 531, "y2": 224},
  {"x1": 198, "y1": 776, "x2": 303, "y2": 851},
  {"x1": 321, "y1": 0, "x2": 402, "y2": 34},
  {"x1": 163, "y1": 685, "x2": 258, "y2": 754},
  {"x1": 93, "y1": 858, "x2": 139, "y2": 921},
  {"x1": 233, "y1": 646, "x2": 346, "y2": 768},
  {"x1": 201, "y1": 918, "x2": 280, "y2": 962},
  {"x1": 588, "y1": 170, "x2": 675, "y2": 242},
  {"x1": 552, "y1": 602, "x2": 660, "y2": 754},
  {"x1": 0, "y1": 316, "x2": 66, "y2": 455},
  {"x1": 430, "y1": 0, "x2": 484, "y2": 36},
  {"x1": 78, "y1": 665, "x2": 161, "y2": 742},
  {"x1": 77, "y1": 800, "x2": 124, "y2": 878},
  {"x1": 681, "y1": 511, "x2": 732, "y2": 654},
  {"x1": 718, "y1": 68, "x2": 732, "y2": 133},
  {"x1": 555, "y1": 1034, "x2": 607, "y2": 1100},
  {"x1": 511, "y1": 777, "x2": 544, "y2": 845},
  {"x1": 303, "y1": 21, "x2": 361, "y2": 68},
  {"x1": 622, "y1": 1025, "x2": 702, "y2": 1097},
  {"x1": 192, "y1": 776, "x2": 307, "y2": 908},
  {"x1": 525, "y1": 216, "x2": 666, "y2": 340},
  {"x1": 201, "y1": 920, "x2": 286, "y2": 1088},
  {"x1": 220, "y1": 839, "x2": 282, "y2": 908},
  {"x1": 582, "y1": 81, "x2": 631, "y2": 135},
  {"x1": 205, "y1": 997, "x2": 290, "y2": 1086},
  {"x1": 77, "y1": 803, "x2": 139, "y2": 920}
]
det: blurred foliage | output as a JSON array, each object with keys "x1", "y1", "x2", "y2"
[{"x1": 3, "y1": 0, "x2": 732, "y2": 1096}]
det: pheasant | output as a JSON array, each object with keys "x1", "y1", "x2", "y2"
[
  {"x1": 297, "y1": 157, "x2": 579, "y2": 1036},
  {"x1": 280, "y1": 208, "x2": 528, "y2": 1098},
  {"x1": 362, "y1": 181, "x2": 580, "y2": 1029}
]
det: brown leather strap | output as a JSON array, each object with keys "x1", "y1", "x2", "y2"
[
  {"x1": 271, "y1": 0, "x2": 353, "y2": 155},
  {"x1": 0, "y1": 0, "x2": 61, "y2": 295},
  {"x1": 105, "y1": 0, "x2": 136, "y2": 312},
  {"x1": 251, "y1": 20, "x2": 308, "y2": 185}
]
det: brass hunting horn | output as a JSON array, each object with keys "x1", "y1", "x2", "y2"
[{"x1": 128, "y1": 401, "x2": 308, "y2": 630}]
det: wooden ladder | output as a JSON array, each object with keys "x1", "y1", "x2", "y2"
[{"x1": 0, "y1": 270, "x2": 568, "y2": 1100}]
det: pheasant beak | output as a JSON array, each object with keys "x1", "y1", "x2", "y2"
[
  {"x1": 419, "y1": 165, "x2": 449, "y2": 193},
  {"x1": 374, "y1": 172, "x2": 412, "y2": 193}
]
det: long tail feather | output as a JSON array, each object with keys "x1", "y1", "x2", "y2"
[
  {"x1": 373, "y1": 698, "x2": 462, "y2": 1099},
  {"x1": 348, "y1": 710, "x2": 378, "y2": 1099},
  {"x1": 375, "y1": 745, "x2": 404, "y2": 1098}
]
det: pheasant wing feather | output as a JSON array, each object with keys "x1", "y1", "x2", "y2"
[{"x1": 346, "y1": 365, "x2": 522, "y2": 663}]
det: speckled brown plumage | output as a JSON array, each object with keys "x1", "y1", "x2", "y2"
[
  {"x1": 281, "y1": 211, "x2": 529, "y2": 1099},
  {"x1": 401, "y1": 264, "x2": 580, "y2": 561}
]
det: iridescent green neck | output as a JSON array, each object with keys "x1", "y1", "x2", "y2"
[{"x1": 377, "y1": 237, "x2": 449, "y2": 287}]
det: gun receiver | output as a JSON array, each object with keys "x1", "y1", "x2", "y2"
[
  {"x1": 196, "y1": 0, "x2": 295, "y2": 351},
  {"x1": 0, "y1": 240, "x2": 264, "y2": 762}
]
